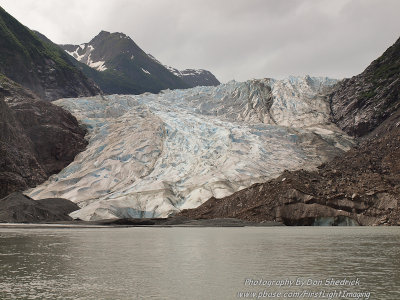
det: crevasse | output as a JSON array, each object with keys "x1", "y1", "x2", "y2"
[{"x1": 26, "y1": 76, "x2": 353, "y2": 221}]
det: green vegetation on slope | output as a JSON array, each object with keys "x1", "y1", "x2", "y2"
[
  {"x1": 0, "y1": 7, "x2": 74, "y2": 72},
  {"x1": 0, "y1": 6, "x2": 99, "y2": 100},
  {"x1": 372, "y1": 38, "x2": 400, "y2": 81}
]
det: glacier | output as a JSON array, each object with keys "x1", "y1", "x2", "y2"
[{"x1": 26, "y1": 76, "x2": 354, "y2": 221}]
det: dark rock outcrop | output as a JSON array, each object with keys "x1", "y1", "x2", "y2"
[
  {"x1": 0, "y1": 86, "x2": 46, "y2": 197},
  {"x1": 0, "y1": 192, "x2": 79, "y2": 223},
  {"x1": 330, "y1": 37, "x2": 400, "y2": 137},
  {"x1": 0, "y1": 7, "x2": 101, "y2": 101},
  {"x1": 0, "y1": 75, "x2": 87, "y2": 198}
]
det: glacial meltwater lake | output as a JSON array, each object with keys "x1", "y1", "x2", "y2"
[{"x1": 0, "y1": 226, "x2": 399, "y2": 300}]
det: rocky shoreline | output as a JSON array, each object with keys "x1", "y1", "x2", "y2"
[{"x1": 0, "y1": 192, "x2": 284, "y2": 227}]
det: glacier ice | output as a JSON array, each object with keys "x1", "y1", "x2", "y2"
[{"x1": 26, "y1": 76, "x2": 354, "y2": 220}]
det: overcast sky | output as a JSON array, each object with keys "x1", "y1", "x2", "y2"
[{"x1": 1, "y1": 0, "x2": 399, "y2": 82}]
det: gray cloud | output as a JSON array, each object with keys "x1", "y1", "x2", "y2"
[{"x1": 1, "y1": 0, "x2": 399, "y2": 82}]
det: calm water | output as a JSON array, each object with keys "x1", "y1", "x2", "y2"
[{"x1": 0, "y1": 226, "x2": 399, "y2": 299}]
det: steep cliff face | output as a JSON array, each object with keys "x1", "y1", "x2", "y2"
[
  {"x1": 330, "y1": 37, "x2": 400, "y2": 137},
  {"x1": 0, "y1": 75, "x2": 87, "y2": 198},
  {"x1": 0, "y1": 85, "x2": 46, "y2": 198},
  {"x1": 0, "y1": 7, "x2": 100, "y2": 101}
]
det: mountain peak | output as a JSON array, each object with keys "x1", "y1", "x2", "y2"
[
  {"x1": 60, "y1": 31, "x2": 220, "y2": 94},
  {"x1": 93, "y1": 30, "x2": 111, "y2": 40},
  {"x1": 92, "y1": 30, "x2": 132, "y2": 43},
  {"x1": 87, "y1": 30, "x2": 142, "y2": 55}
]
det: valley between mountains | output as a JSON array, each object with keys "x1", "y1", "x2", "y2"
[
  {"x1": 26, "y1": 76, "x2": 353, "y2": 221},
  {"x1": 0, "y1": 5, "x2": 399, "y2": 226}
]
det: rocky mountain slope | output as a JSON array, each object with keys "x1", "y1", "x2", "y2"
[
  {"x1": 330, "y1": 37, "x2": 400, "y2": 137},
  {"x1": 148, "y1": 54, "x2": 220, "y2": 87},
  {"x1": 26, "y1": 76, "x2": 354, "y2": 221},
  {"x1": 60, "y1": 31, "x2": 189, "y2": 94},
  {"x1": 33, "y1": 30, "x2": 140, "y2": 96},
  {"x1": 180, "y1": 36, "x2": 400, "y2": 226},
  {"x1": 0, "y1": 74, "x2": 87, "y2": 198},
  {"x1": 0, "y1": 7, "x2": 100, "y2": 101},
  {"x1": 173, "y1": 68, "x2": 220, "y2": 87},
  {"x1": 0, "y1": 80, "x2": 46, "y2": 198},
  {"x1": 60, "y1": 31, "x2": 220, "y2": 95}
]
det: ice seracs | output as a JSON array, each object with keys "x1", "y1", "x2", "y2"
[{"x1": 26, "y1": 76, "x2": 354, "y2": 221}]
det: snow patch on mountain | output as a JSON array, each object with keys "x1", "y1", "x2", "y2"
[
  {"x1": 147, "y1": 53, "x2": 162, "y2": 65},
  {"x1": 147, "y1": 53, "x2": 220, "y2": 86},
  {"x1": 65, "y1": 48, "x2": 85, "y2": 62},
  {"x1": 147, "y1": 53, "x2": 200, "y2": 78},
  {"x1": 165, "y1": 65, "x2": 182, "y2": 77},
  {"x1": 64, "y1": 44, "x2": 107, "y2": 72},
  {"x1": 88, "y1": 60, "x2": 107, "y2": 72},
  {"x1": 26, "y1": 76, "x2": 354, "y2": 221},
  {"x1": 141, "y1": 68, "x2": 151, "y2": 75}
]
